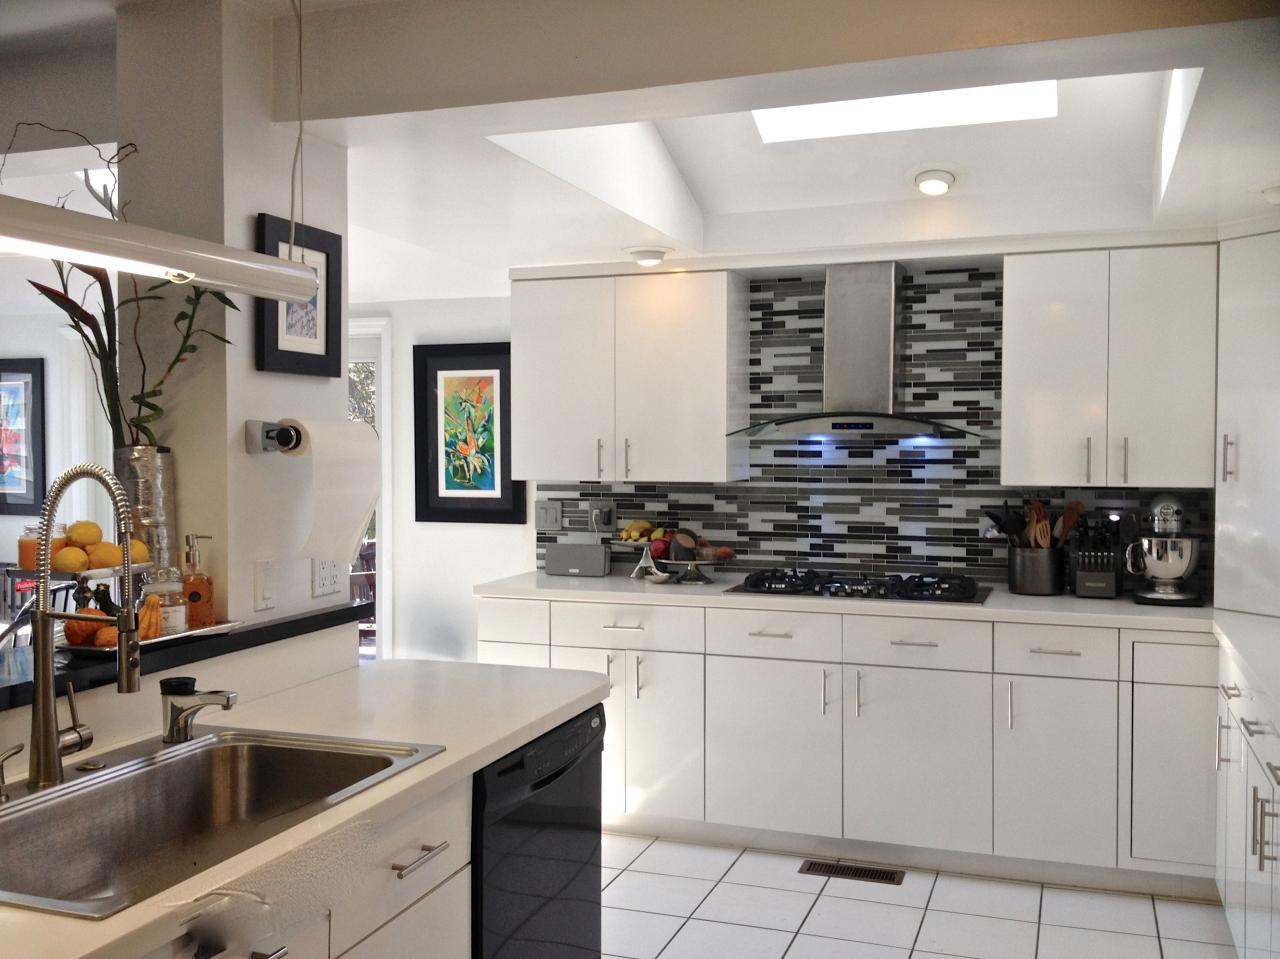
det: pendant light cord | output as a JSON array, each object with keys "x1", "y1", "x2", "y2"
[{"x1": 288, "y1": 0, "x2": 305, "y2": 266}]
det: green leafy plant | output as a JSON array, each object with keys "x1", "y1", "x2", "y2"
[{"x1": 29, "y1": 265, "x2": 235, "y2": 448}]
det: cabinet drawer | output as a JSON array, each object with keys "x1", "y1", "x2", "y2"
[
  {"x1": 477, "y1": 640, "x2": 550, "y2": 668},
  {"x1": 331, "y1": 779, "x2": 471, "y2": 955},
  {"x1": 1133, "y1": 642, "x2": 1217, "y2": 686},
  {"x1": 707, "y1": 608, "x2": 841, "y2": 661},
  {"x1": 995, "y1": 623, "x2": 1118, "y2": 679},
  {"x1": 843, "y1": 616, "x2": 992, "y2": 672},
  {"x1": 477, "y1": 598, "x2": 549, "y2": 645},
  {"x1": 551, "y1": 601, "x2": 704, "y2": 653},
  {"x1": 342, "y1": 865, "x2": 470, "y2": 959}
]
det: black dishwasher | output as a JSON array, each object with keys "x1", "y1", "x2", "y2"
[{"x1": 472, "y1": 705, "x2": 605, "y2": 959}]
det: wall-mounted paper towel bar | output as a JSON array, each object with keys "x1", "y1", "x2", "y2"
[{"x1": 245, "y1": 420, "x2": 304, "y2": 454}]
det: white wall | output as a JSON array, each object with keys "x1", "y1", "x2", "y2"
[{"x1": 355, "y1": 297, "x2": 535, "y2": 661}]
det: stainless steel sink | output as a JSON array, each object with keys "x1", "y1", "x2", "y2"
[{"x1": 0, "y1": 729, "x2": 444, "y2": 918}]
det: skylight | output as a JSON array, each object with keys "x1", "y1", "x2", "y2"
[{"x1": 752, "y1": 80, "x2": 1059, "y2": 143}]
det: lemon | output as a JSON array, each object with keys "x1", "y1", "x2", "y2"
[
  {"x1": 67, "y1": 520, "x2": 103, "y2": 548},
  {"x1": 87, "y1": 542, "x2": 124, "y2": 569},
  {"x1": 52, "y1": 546, "x2": 90, "y2": 574},
  {"x1": 129, "y1": 539, "x2": 150, "y2": 563}
]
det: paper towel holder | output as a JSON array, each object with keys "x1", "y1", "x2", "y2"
[{"x1": 245, "y1": 420, "x2": 304, "y2": 454}]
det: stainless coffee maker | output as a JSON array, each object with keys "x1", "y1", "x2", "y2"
[{"x1": 1125, "y1": 494, "x2": 1202, "y2": 606}]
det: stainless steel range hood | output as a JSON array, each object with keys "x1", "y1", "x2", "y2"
[{"x1": 732, "y1": 261, "x2": 980, "y2": 440}]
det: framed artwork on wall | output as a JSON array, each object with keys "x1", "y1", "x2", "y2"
[
  {"x1": 413, "y1": 343, "x2": 526, "y2": 524},
  {"x1": 254, "y1": 213, "x2": 343, "y2": 377},
  {"x1": 0, "y1": 358, "x2": 46, "y2": 516}
]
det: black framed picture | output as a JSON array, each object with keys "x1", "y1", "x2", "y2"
[
  {"x1": 413, "y1": 343, "x2": 526, "y2": 524},
  {"x1": 0, "y1": 358, "x2": 46, "y2": 516},
  {"x1": 254, "y1": 213, "x2": 343, "y2": 377}
]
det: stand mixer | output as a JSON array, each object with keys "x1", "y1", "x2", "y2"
[{"x1": 1125, "y1": 493, "x2": 1202, "y2": 606}]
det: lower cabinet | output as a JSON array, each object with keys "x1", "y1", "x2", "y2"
[
  {"x1": 1131, "y1": 681, "x2": 1217, "y2": 865},
  {"x1": 341, "y1": 865, "x2": 471, "y2": 959},
  {"x1": 624, "y1": 650, "x2": 704, "y2": 820},
  {"x1": 993, "y1": 674, "x2": 1118, "y2": 867},
  {"x1": 705, "y1": 655, "x2": 842, "y2": 837},
  {"x1": 844, "y1": 665, "x2": 992, "y2": 854},
  {"x1": 551, "y1": 644, "x2": 626, "y2": 822},
  {"x1": 1246, "y1": 747, "x2": 1274, "y2": 959},
  {"x1": 477, "y1": 640, "x2": 550, "y2": 668}
]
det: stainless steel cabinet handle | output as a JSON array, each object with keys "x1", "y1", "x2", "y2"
[
  {"x1": 624, "y1": 438, "x2": 631, "y2": 478},
  {"x1": 1007, "y1": 680, "x2": 1013, "y2": 730},
  {"x1": 1268, "y1": 762, "x2": 1280, "y2": 788},
  {"x1": 890, "y1": 639, "x2": 939, "y2": 649},
  {"x1": 748, "y1": 630, "x2": 793, "y2": 639},
  {"x1": 1085, "y1": 436, "x2": 1092, "y2": 484},
  {"x1": 1029, "y1": 647, "x2": 1082, "y2": 657},
  {"x1": 1254, "y1": 786, "x2": 1262, "y2": 856},
  {"x1": 1221, "y1": 683, "x2": 1243, "y2": 699},
  {"x1": 597, "y1": 438, "x2": 604, "y2": 479},
  {"x1": 1122, "y1": 436, "x2": 1130, "y2": 485},
  {"x1": 635, "y1": 655, "x2": 642, "y2": 700},
  {"x1": 1261, "y1": 799, "x2": 1279, "y2": 871},
  {"x1": 854, "y1": 669, "x2": 861, "y2": 718},
  {"x1": 1223, "y1": 433, "x2": 1236, "y2": 483},
  {"x1": 1218, "y1": 719, "x2": 1233, "y2": 771},
  {"x1": 602, "y1": 625, "x2": 646, "y2": 632},
  {"x1": 820, "y1": 668, "x2": 828, "y2": 716},
  {"x1": 606, "y1": 653, "x2": 615, "y2": 690},
  {"x1": 1241, "y1": 718, "x2": 1270, "y2": 738},
  {"x1": 251, "y1": 949, "x2": 289, "y2": 959},
  {"x1": 392, "y1": 840, "x2": 450, "y2": 879}
]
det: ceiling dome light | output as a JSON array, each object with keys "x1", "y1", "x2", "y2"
[
  {"x1": 915, "y1": 170, "x2": 955, "y2": 196},
  {"x1": 625, "y1": 247, "x2": 671, "y2": 267}
]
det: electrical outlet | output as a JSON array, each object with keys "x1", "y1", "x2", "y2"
[
  {"x1": 311, "y1": 559, "x2": 344, "y2": 597},
  {"x1": 587, "y1": 500, "x2": 614, "y2": 529},
  {"x1": 253, "y1": 559, "x2": 276, "y2": 611}
]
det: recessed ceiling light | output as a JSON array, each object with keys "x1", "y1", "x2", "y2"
[
  {"x1": 752, "y1": 80, "x2": 1058, "y2": 143},
  {"x1": 625, "y1": 247, "x2": 671, "y2": 267},
  {"x1": 915, "y1": 170, "x2": 955, "y2": 196}
]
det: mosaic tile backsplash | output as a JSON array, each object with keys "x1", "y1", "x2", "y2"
[{"x1": 535, "y1": 266, "x2": 1213, "y2": 587}]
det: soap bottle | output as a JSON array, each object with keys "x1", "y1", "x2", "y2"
[{"x1": 183, "y1": 533, "x2": 215, "y2": 629}]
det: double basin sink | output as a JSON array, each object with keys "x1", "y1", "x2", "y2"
[{"x1": 0, "y1": 729, "x2": 443, "y2": 919}]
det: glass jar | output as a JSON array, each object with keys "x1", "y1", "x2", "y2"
[
  {"x1": 17, "y1": 522, "x2": 68, "y2": 570},
  {"x1": 141, "y1": 580, "x2": 189, "y2": 636}
]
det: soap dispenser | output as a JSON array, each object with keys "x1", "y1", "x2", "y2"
[{"x1": 183, "y1": 533, "x2": 215, "y2": 629}]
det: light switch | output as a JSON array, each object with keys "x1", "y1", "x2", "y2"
[
  {"x1": 535, "y1": 499, "x2": 563, "y2": 530},
  {"x1": 253, "y1": 559, "x2": 276, "y2": 611}
]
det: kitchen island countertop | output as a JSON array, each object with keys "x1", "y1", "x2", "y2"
[{"x1": 2, "y1": 658, "x2": 609, "y2": 959}]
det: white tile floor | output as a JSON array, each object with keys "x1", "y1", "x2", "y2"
[{"x1": 600, "y1": 833, "x2": 1234, "y2": 959}]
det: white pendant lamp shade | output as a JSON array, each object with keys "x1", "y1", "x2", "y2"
[{"x1": 0, "y1": 193, "x2": 318, "y2": 303}]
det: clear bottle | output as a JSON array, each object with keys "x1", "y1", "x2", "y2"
[
  {"x1": 182, "y1": 533, "x2": 215, "y2": 629},
  {"x1": 142, "y1": 566, "x2": 189, "y2": 636}
]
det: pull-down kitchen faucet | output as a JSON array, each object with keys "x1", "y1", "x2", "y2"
[{"x1": 27, "y1": 464, "x2": 141, "y2": 790}]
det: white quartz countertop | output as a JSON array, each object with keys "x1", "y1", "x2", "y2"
[
  {"x1": 3, "y1": 659, "x2": 609, "y2": 959},
  {"x1": 475, "y1": 570, "x2": 1216, "y2": 633}
]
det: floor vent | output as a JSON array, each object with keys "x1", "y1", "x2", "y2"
[{"x1": 798, "y1": 860, "x2": 905, "y2": 885}]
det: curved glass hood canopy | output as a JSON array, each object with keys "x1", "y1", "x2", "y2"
[{"x1": 732, "y1": 261, "x2": 983, "y2": 441}]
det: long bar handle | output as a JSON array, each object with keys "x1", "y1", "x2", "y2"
[
  {"x1": 1262, "y1": 800, "x2": 1279, "y2": 871},
  {"x1": 606, "y1": 653, "x2": 615, "y2": 690},
  {"x1": 1122, "y1": 436, "x2": 1130, "y2": 485},
  {"x1": 748, "y1": 630, "x2": 793, "y2": 639},
  {"x1": 1254, "y1": 786, "x2": 1261, "y2": 856},
  {"x1": 602, "y1": 625, "x2": 646, "y2": 632},
  {"x1": 1242, "y1": 718, "x2": 1270, "y2": 739},
  {"x1": 1085, "y1": 436, "x2": 1092, "y2": 484},
  {"x1": 624, "y1": 438, "x2": 631, "y2": 478},
  {"x1": 392, "y1": 840, "x2": 450, "y2": 879},
  {"x1": 635, "y1": 654, "x2": 642, "y2": 700},
  {"x1": 1223, "y1": 433, "x2": 1236, "y2": 483},
  {"x1": 1007, "y1": 680, "x2": 1013, "y2": 730},
  {"x1": 597, "y1": 438, "x2": 604, "y2": 479},
  {"x1": 853, "y1": 669, "x2": 861, "y2": 719},
  {"x1": 1029, "y1": 647, "x2": 1082, "y2": 657},
  {"x1": 820, "y1": 668, "x2": 828, "y2": 716},
  {"x1": 890, "y1": 639, "x2": 939, "y2": 649},
  {"x1": 1217, "y1": 719, "x2": 1233, "y2": 771}
]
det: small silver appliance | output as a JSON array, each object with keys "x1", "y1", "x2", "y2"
[{"x1": 1125, "y1": 494, "x2": 1202, "y2": 606}]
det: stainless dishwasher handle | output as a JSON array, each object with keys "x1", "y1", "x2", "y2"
[
  {"x1": 1029, "y1": 647, "x2": 1082, "y2": 657},
  {"x1": 748, "y1": 630, "x2": 793, "y2": 639},
  {"x1": 251, "y1": 949, "x2": 289, "y2": 959},
  {"x1": 392, "y1": 840, "x2": 450, "y2": 879},
  {"x1": 890, "y1": 639, "x2": 939, "y2": 649}
]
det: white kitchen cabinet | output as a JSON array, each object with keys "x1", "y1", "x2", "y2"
[
  {"x1": 511, "y1": 277, "x2": 616, "y2": 481},
  {"x1": 1107, "y1": 245, "x2": 1218, "y2": 487},
  {"x1": 1216, "y1": 230, "x2": 1280, "y2": 618},
  {"x1": 341, "y1": 865, "x2": 470, "y2": 959},
  {"x1": 624, "y1": 650, "x2": 703, "y2": 820},
  {"x1": 477, "y1": 598, "x2": 549, "y2": 646},
  {"x1": 1130, "y1": 681, "x2": 1217, "y2": 866},
  {"x1": 551, "y1": 644, "x2": 626, "y2": 823},
  {"x1": 1225, "y1": 708, "x2": 1249, "y2": 953},
  {"x1": 1001, "y1": 250, "x2": 1110, "y2": 487},
  {"x1": 613, "y1": 271, "x2": 748, "y2": 482},
  {"x1": 845, "y1": 665, "x2": 992, "y2": 854},
  {"x1": 1247, "y1": 748, "x2": 1273, "y2": 959},
  {"x1": 1002, "y1": 245, "x2": 1218, "y2": 489},
  {"x1": 993, "y1": 674, "x2": 1117, "y2": 867},
  {"x1": 511, "y1": 271, "x2": 748, "y2": 483},
  {"x1": 477, "y1": 640, "x2": 550, "y2": 668},
  {"x1": 705, "y1": 655, "x2": 842, "y2": 837}
]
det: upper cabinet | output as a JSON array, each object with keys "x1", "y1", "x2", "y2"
[
  {"x1": 1216, "y1": 230, "x2": 1280, "y2": 618},
  {"x1": 1001, "y1": 245, "x2": 1217, "y2": 488},
  {"x1": 511, "y1": 271, "x2": 748, "y2": 483}
]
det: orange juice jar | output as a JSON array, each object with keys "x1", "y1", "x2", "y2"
[{"x1": 16, "y1": 523, "x2": 67, "y2": 570}]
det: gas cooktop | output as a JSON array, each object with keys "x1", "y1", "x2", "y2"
[{"x1": 730, "y1": 569, "x2": 990, "y2": 604}]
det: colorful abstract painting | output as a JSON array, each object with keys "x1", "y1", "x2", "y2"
[
  {"x1": 0, "y1": 359, "x2": 44, "y2": 515},
  {"x1": 437, "y1": 369, "x2": 501, "y2": 497},
  {"x1": 0, "y1": 379, "x2": 28, "y2": 494}
]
